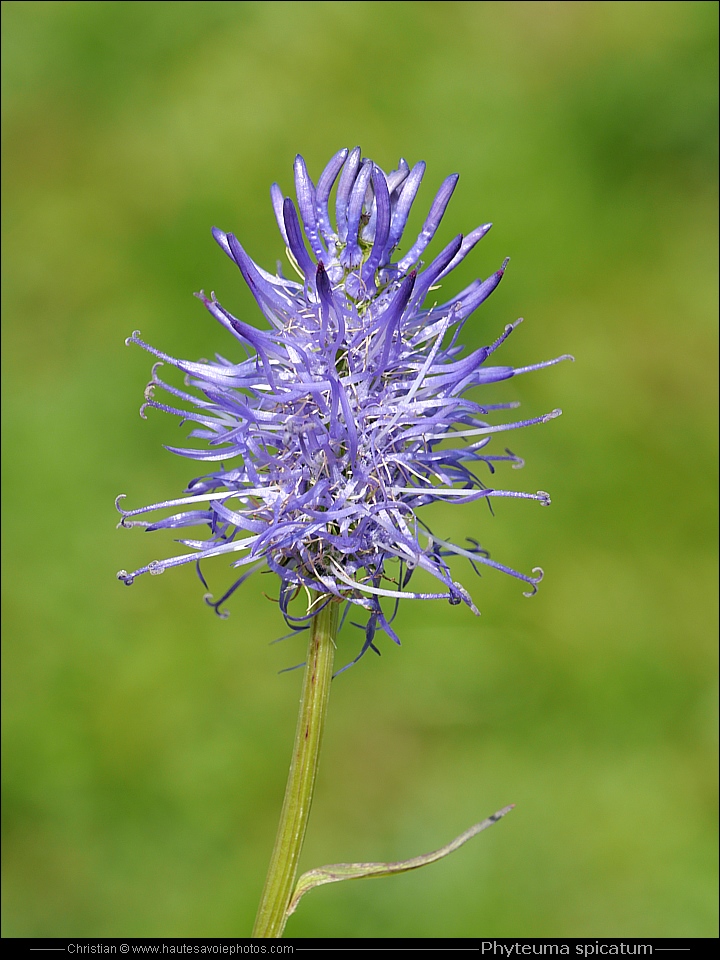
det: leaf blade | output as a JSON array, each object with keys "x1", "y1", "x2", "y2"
[{"x1": 287, "y1": 804, "x2": 514, "y2": 918}]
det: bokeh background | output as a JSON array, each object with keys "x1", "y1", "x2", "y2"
[{"x1": 2, "y1": 0, "x2": 717, "y2": 939}]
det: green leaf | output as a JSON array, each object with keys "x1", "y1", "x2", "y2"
[{"x1": 286, "y1": 804, "x2": 514, "y2": 919}]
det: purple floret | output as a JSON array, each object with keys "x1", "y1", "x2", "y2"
[{"x1": 117, "y1": 149, "x2": 571, "y2": 661}]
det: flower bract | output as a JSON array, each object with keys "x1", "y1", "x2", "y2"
[{"x1": 117, "y1": 148, "x2": 571, "y2": 662}]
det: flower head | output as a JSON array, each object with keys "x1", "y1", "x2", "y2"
[{"x1": 117, "y1": 148, "x2": 570, "y2": 662}]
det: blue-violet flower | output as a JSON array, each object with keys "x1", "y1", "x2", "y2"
[{"x1": 117, "y1": 148, "x2": 571, "y2": 663}]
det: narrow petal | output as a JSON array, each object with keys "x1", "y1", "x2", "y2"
[
  {"x1": 315, "y1": 147, "x2": 348, "y2": 242},
  {"x1": 396, "y1": 173, "x2": 459, "y2": 272},
  {"x1": 335, "y1": 146, "x2": 362, "y2": 241},
  {"x1": 282, "y1": 197, "x2": 316, "y2": 280},
  {"x1": 294, "y1": 155, "x2": 325, "y2": 259},
  {"x1": 360, "y1": 165, "x2": 392, "y2": 285},
  {"x1": 384, "y1": 160, "x2": 425, "y2": 259},
  {"x1": 340, "y1": 159, "x2": 373, "y2": 269}
]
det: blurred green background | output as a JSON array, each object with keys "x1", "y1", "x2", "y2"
[{"x1": 2, "y1": 0, "x2": 717, "y2": 939}]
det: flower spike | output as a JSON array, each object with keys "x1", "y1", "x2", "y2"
[{"x1": 118, "y1": 149, "x2": 570, "y2": 662}]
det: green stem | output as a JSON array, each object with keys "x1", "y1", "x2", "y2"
[{"x1": 252, "y1": 597, "x2": 339, "y2": 938}]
